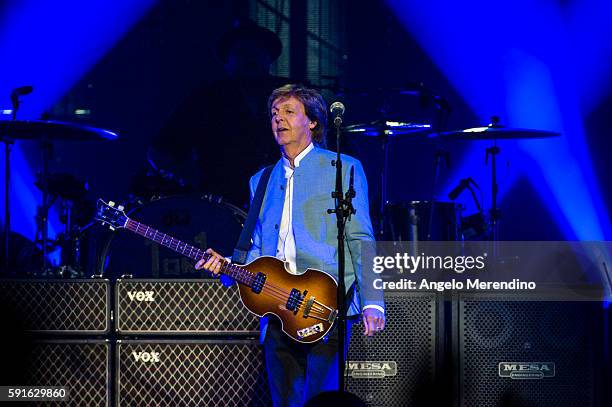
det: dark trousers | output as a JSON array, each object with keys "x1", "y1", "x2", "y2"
[{"x1": 263, "y1": 319, "x2": 352, "y2": 407}]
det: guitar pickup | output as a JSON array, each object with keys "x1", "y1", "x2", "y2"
[
  {"x1": 286, "y1": 288, "x2": 302, "y2": 314},
  {"x1": 251, "y1": 272, "x2": 266, "y2": 294}
]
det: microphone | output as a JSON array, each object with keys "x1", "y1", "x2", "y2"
[
  {"x1": 330, "y1": 101, "x2": 345, "y2": 127},
  {"x1": 10, "y1": 85, "x2": 34, "y2": 110},
  {"x1": 447, "y1": 178, "x2": 470, "y2": 201},
  {"x1": 12, "y1": 86, "x2": 33, "y2": 96}
]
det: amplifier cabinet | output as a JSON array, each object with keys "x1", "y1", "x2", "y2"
[
  {"x1": 347, "y1": 291, "x2": 439, "y2": 406},
  {"x1": 455, "y1": 292, "x2": 603, "y2": 407},
  {"x1": 3, "y1": 339, "x2": 111, "y2": 406},
  {"x1": 116, "y1": 339, "x2": 270, "y2": 406},
  {"x1": 115, "y1": 279, "x2": 260, "y2": 335},
  {"x1": 0, "y1": 279, "x2": 110, "y2": 334}
]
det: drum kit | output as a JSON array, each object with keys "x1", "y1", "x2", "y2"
[
  {"x1": 341, "y1": 95, "x2": 560, "y2": 244},
  {"x1": 0, "y1": 85, "x2": 560, "y2": 278},
  {"x1": 1, "y1": 118, "x2": 118, "y2": 276}
]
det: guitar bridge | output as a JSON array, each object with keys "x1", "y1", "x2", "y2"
[
  {"x1": 303, "y1": 296, "x2": 337, "y2": 324},
  {"x1": 327, "y1": 309, "x2": 338, "y2": 324},
  {"x1": 251, "y1": 272, "x2": 266, "y2": 294},
  {"x1": 302, "y1": 296, "x2": 315, "y2": 318}
]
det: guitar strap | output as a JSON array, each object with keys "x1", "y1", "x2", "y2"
[{"x1": 232, "y1": 164, "x2": 274, "y2": 264}]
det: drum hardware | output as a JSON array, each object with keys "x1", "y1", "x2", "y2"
[
  {"x1": 460, "y1": 212, "x2": 488, "y2": 240},
  {"x1": 34, "y1": 171, "x2": 93, "y2": 277},
  {"x1": 343, "y1": 120, "x2": 433, "y2": 237},
  {"x1": 435, "y1": 121, "x2": 561, "y2": 142},
  {"x1": 424, "y1": 84, "x2": 452, "y2": 242},
  {"x1": 425, "y1": 148, "x2": 451, "y2": 240},
  {"x1": 434, "y1": 116, "x2": 560, "y2": 242},
  {"x1": 447, "y1": 177, "x2": 488, "y2": 240},
  {"x1": 0, "y1": 120, "x2": 120, "y2": 142},
  {"x1": 0, "y1": 118, "x2": 118, "y2": 273},
  {"x1": 129, "y1": 160, "x2": 192, "y2": 202},
  {"x1": 2, "y1": 86, "x2": 34, "y2": 274},
  {"x1": 343, "y1": 120, "x2": 432, "y2": 137},
  {"x1": 0, "y1": 231, "x2": 42, "y2": 276},
  {"x1": 342, "y1": 83, "x2": 451, "y2": 238},
  {"x1": 384, "y1": 201, "x2": 463, "y2": 243}
]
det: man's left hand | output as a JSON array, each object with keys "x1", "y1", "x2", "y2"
[{"x1": 362, "y1": 308, "x2": 385, "y2": 336}]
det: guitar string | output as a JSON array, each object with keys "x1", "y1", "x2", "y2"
[
  {"x1": 128, "y1": 219, "x2": 308, "y2": 302},
  {"x1": 259, "y1": 285, "x2": 327, "y2": 314},
  {"x1": 193, "y1": 251, "x2": 330, "y2": 314},
  {"x1": 127, "y1": 220, "x2": 331, "y2": 315}
]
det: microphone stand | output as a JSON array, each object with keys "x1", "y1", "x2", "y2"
[
  {"x1": 2, "y1": 124, "x2": 13, "y2": 274},
  {"x1": 3, "y1": 87, "x2": 33, "y2": 274},
  {"x1": 327, "y1": 113, "x2": 355, "y2": 393},
  {"x1": 2, "y1": 90, "x2": 22, "y2": 273}
]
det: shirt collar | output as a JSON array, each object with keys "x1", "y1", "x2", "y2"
[{"x1": 282, "y1": 142, "x2": 314, "y2": 170}]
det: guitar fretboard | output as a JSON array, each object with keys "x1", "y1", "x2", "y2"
[{"x1": 125, "y1": 218, "x2": 256, "y2": 286}]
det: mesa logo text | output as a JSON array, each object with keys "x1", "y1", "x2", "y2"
[
  {"x1": 498, "y1": 362, "x2": 555, "y2": 379},
  {"x1": 346, "y1": 361, "x2": 397, "y2": 378}
]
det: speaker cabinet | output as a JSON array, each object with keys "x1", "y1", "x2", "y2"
[
  {"x1": 0, "y1": 339, "x2": 111, "y2": 406},
  {"x1": 115, "y1": 279, "x2": 259, "y2": 335},
  {"x1": 347, "y1": 292, "x2": 439, "y2": 406},
  {"x1": 116, "y1": 339, "x2": 270, "y2": 406},
  {"x1": 0, "y1": 279, "x2": 110, "y2": 334},
  {"x1": 455, "y1": 293, "x2": 604, "y2": 407}
]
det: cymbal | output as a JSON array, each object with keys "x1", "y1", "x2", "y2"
[
  {"x1": 343, "y1": 119, "x2": 432, "y2": 137},
  {"x1": 0, "y1": 120, "x2": 119, "y2": 141},
  {"x1": 434, "y1": 126, "x2": 560, "y2": 141}
]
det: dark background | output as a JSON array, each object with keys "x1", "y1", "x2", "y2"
[{"x1": 6, "y1": 0, "x2": 612, "y2": 266}]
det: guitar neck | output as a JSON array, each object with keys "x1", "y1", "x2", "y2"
[{"x1": 125, "y1": 218, "x2": 255, "y2": 286}]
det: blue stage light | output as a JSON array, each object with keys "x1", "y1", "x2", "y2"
[
  {"x1": 0, "y1": 0, "x2": 156, "y2": 265},
  {"x1": 386, "y1": 0, "x2": 611, "y2": 239}
]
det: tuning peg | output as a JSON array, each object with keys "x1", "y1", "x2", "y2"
[
  {"x1": 118, "y1": 205, "x2": 124, "y2": 211},
  {"x1": 109, "y1": 201, "x2": 115, "y2": 207}
]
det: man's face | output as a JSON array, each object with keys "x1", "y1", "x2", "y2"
[{"x1": 270, "y1": 96, "x2": 315, "y2": 148}]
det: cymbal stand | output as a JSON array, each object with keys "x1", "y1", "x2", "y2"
[
  {"x1": 426, "y1": 93, "x2": 451, "y2": 240},
  {"x1": 485, "y1": 140, "x2": 501, "y2": 244},
  {"x1": 35, "y1": 138, "x2": 53, "y2": 272},
  {"x1": 2, "y1": 87, "x2": 30, "y2": 274},
  {"x1": 426, "y1": 148, "x2": 449, "y2": 240},
  {"x1": 378, "y1": 129, "x2": 390, "y2": 237}
]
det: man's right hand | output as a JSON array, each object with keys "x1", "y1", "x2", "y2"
[{"x1": 194, "y1": 248, "x2": 225, "y2": 276}]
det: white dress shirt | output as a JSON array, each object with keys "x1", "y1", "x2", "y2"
[
  {"x1": 275, "y1": 143, "x2": 383, "y2": 314},
  {"x1": 276, "y1": 143, "x2": 313, "y2": 274}
]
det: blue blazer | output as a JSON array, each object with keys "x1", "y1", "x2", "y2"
[{"x1": 245, "y1": 146, "x2": 384, "y2": 315}]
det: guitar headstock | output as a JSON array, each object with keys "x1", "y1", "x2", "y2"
[{"x1": 96, "y1": 199, "x2": 128, "y2": 230}]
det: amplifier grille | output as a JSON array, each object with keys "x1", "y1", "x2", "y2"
[
  {"x1": 0, "y1": 279, "x2": 109, "y2": 333},
  {"x1": 24, "y1": 340, "x2": 109, "y2": 406},
  {"x1": 459, "y1": 295, "x2": 599, "y2": 407},
  {"x1": 116, "y1": 279, "x2": 259, "y2": 335},
  {"x1": 117, "y1": 340, "x2": 270, "y2": 406},
  {"x1": 347, "y1": 292, "x2": 437, "y2": 406}
]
